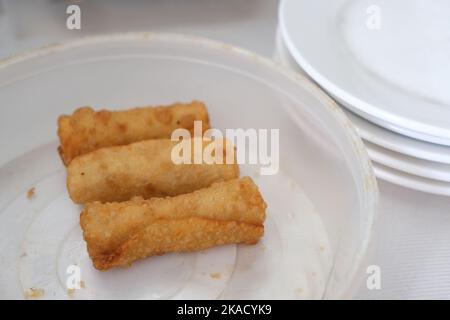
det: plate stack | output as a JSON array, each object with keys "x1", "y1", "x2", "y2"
[{"x1": 276, "y1": 0, "x2": 450, "y2": 196}]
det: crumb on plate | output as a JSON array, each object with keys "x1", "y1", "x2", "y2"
[
  {"x1": 67, "y1": 288, "x2": 75, "y2": 297},
  {"x1": 27, "y1": 187, "x2": 35, "y2": 199},
  {"x1": 24, "y1": 287, "x2": 44, "y2": 299},
  {"x1": 210, "y1": 272, "x2": 221, "y2": 279}
]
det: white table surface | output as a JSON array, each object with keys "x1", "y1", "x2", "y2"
[{"x1": 1, "y1": 0, "x2": 449, "y2": 300}]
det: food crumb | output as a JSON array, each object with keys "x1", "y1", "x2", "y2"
[
  {"x1": 27, "y1": 187, "x2": 35, "y2": 199},
  {"x1": 319, "y1": 245, "x2": 325, "y2": 252},
  {"x1": 210, "y1": 272, "x2": 221, "y2": 279},
  {"x1": 67, "y1": 288, "x2": 75, "y2": 297},
  {"x1": 296, "y1": 288, "x2": 304, "y2": 294},
  {"x1": 67, "y1": 281, "x2": 85, "y2": 297},
  {"x1": 24, "y1": 287, "x2": 44, "y2": 299}
]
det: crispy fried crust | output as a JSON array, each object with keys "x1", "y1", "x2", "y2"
[
  {"x1": 57, "y1": 101, "x2": 210, "y2": 165},
  {"x1": 67, "y1": 138, "x2": 239, "y2": 204},
  {"x1": 80, "y1": 177, "x2": 266, "y2": 270}
]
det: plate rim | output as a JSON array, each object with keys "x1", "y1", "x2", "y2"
[
  {"x1": 373, "y1": 162, "x2": 450, "y2": 196},
  {"x1": 345, "y1": 111, "x2": 450, "y2": 165},
  {"x1": 365, "y1": 140, "x2": 450, "y2": 183}
]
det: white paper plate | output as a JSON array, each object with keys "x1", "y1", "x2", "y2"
[
  {"x1": 0, "y1": 33, "x2": 377, "y2": 299},
  {"x1": 279, "y1": 0, "x2": 450, "y2": 146},
  {"x1": 373, "y1": 162, "x2": 450, "y2": 196}
]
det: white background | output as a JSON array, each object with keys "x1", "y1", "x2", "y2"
[{"x1": 1, "y1": 0, "x2": 449, "y2": 299}]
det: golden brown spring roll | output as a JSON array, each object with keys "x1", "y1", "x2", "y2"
[
  {"x1": 80, "y1": 177, "x2": 266, "y2": 270},
  {"x1": 57, "y1": 101, "x2": 210, "y2": 165},
  {"x1": 67, "y1": 138, "x2": 239, "y2": 204}
]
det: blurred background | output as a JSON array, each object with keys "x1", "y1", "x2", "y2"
[{"x1": 0, "y1": 0, "x2": 278, "y2": 58}]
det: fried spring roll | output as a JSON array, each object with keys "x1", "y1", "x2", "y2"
[
  {"x1": 57, "y1": 101, "x2": 210, "y2": 165},
  {"x1": 80, "y1": 177, "x2": 266, "y2": 270},
  {"x1": 67, "y1": 138, "x2": 239, "y2": 204}
]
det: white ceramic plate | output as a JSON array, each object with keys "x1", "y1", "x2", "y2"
[
  {"x1": 373, "y1": 162, "x2": 450, "y2": 196},
  {"x1": 345, "y1": 110, "x2": 450, "y2": 165},
  {"x1": 0, "y1": 33, "x2": 377, "y2": 299},
  {"x1": 274, "y1": 26, "x2": 450, "y2": 193},
  {"x1": 279, "y1": 0, "x2": 450, "y2": 146},
  {"x1": 274, "y1": 26, "x2": 450, "y2": 166},
  {"x1": 365, "y1": 141, "x2": 450, "y2": 183}
]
